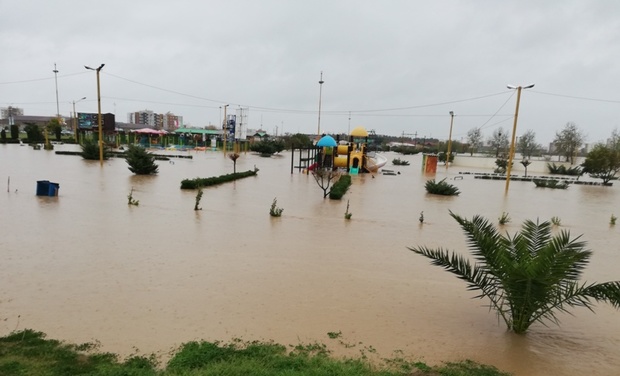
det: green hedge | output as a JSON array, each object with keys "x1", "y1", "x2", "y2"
[
  {"x1": 181, "y1": 169, "x2": 258, "y2": 189},
  {"x1": 329, "y1": 175, "x2": 352, "y2": 200}
]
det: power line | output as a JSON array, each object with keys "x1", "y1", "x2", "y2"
[
  {"x1": 104, "y1": 72, "x2": 227, "y2": 104},
  {"x1": 531, "y1": 90, "x2": 620, "y2": 104},
  {"x1": 476, "y1": 90, "x2": 516, "y2": 132},
  {"x1": 0, "y1": 71, "x2": 87, "y2": 85}
]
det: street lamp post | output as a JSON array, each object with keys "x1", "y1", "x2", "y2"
[
  {"x1": 317, "y1": 71, "x2": 324, "y2": 136},
  {"x1": 44, "y1": 63, "x2": 61, "y2": 150},
  {"x1": 53, "y1": 63, "x2": 60, "y2": 119},
  {"x1": 446, "y1": 111, "x2": 455, "y2": 170},
  {"x1": 72, "y1": 97, "x2": 86, "y2": 144},
  {"x1": 85, "y1": 64, "x2": 105, "y2": 166},
  {"x1": 222, "y1": 104, "x2": 229, "y2": 154},
  {"x1": 505, "y1": 83, "x2": 534, "y2": 193}
]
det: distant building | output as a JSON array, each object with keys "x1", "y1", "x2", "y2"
[
  {"x1": 128, "y1": 110, "x2": 183, "y2": 131},
  {"x1": 1, "y1": 106, "x2": 24, "y2": 121},
  {"x1": 160, "y1": 112, "x2": 182, "y2": 131},
  {"x1": 0, "y1": 114, "x2": 57, "y2": 128},
  {"x1": 128, "y1": 110, "x2": 156, "y2": 127}
]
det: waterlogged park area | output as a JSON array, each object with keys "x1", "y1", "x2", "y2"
[{"x1": 1, "y1": 143, "x2": 619, "y2": 375}]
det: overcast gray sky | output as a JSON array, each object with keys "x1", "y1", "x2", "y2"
[{"x1": 1, "y1": 0, "x2": 619, "y2": 145}]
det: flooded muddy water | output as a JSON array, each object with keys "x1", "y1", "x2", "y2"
[{"x1": 0, "y1": 144, "x2": 619, "y2": 375}]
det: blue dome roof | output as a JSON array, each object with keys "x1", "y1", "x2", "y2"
[{"x1": 316, "y1": 135, "x2": 337, "y2": 147}]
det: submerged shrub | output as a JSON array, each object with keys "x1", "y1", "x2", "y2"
[
  {"x1": 425, "y1": 178, "x2": 460, "y2": 196},
  {"x1": 533, "y1": 179, "x2": 569, "y2": 189},
  {"x1": 547, "y1": 163, "x2": 582, "y2": 176},
  {"x1": 269, "y1": 198, "x2": 283, "y2": 217},
  {"x1": 125, "y1": 145, "x2": 159, "y2": 175},
  {"x1": 181, "y1": 168, "x2": 259, "y2": 189},
  {"x1": 392, "y1": 158, "x2": 410, "y2": 166},
  {"x1": 329, "y1": 175, "x2": 352, "y2": 200},
  {"x1": 81, "y1": 139, "x2": 109, "y2": 160}
]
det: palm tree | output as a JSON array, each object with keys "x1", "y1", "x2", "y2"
[{"x1": 409, "y1": 211, "x2": 620, "y2": 334}]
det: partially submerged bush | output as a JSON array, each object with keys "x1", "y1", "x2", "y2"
[
  {"x1": 125, "y1": 144, "x2": 159, "y2": 175},
  {"x1": 329, "y1": 175, "x2": 352, "y2": 200},
  {"x1": 181, "y1": 168, "x2": 259, "y2": 189},
  {"x1": 344, "y1": 200, "x2": 352, "y2": 219},
  {"x1": 425, "y1": 178, "x2": 460, "y2": 196},
  {"x1": 250, "y1": 139, "x2": 285, "y2": 156},
  {"x1": 533, "y1": 179, "x2": 569, "y2": 189},
  {"x1": 81, "y1": 139, "x2": 109, "y2": 160},
  {"x1": 547, "y1": 163, "x2": 582, "y2": 176},
  {"x1": 437, "y1": 152, "x2": 455, "y2": 164},
  {"x1": 269, "y1": 198, "x2": 283, "y2": 217},
  {"x1": 391, "y1": 146, "x2": 420, "y2": 155},
  {"x1": 498, "y1": 212, "x2": 511, "y2": 225},
  {"x1": 392, "y1": 158, "x2": 410, "y2": 166}
]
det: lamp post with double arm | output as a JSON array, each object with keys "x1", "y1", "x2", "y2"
[
  {"x1": 505, "y1": 83, "x2": 534, "y2": 193},
  {"x1": 85, "y1": 64, "x2": 105, "y2": 166}
]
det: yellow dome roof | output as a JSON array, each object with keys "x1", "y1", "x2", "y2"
[{"x1": 350, "y1": 126, "x2": 368, "y2": 137}]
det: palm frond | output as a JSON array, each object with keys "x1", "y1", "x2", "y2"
[
  {"x1": 408, "y1": 245, "x2": 510, "y2": 325},
  {"x1": 449, "y1": 211, "x2": 506, "y2": 271},
  {"x1": 520, "y1": 219, "x2": 552, "y2": 257},
  {"x1": 581, "y1": 281, "x2": 620, "y2": 308}
]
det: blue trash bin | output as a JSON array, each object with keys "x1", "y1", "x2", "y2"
[
  {"x1": 49, "y1": 182, "x2": 60, "y2": 196},
  {"x1": 36, "y1": 180, "x2": 60, "y2": 196},
  {"x1": 36, "y1": 180, "x2": 50, "y2": 196}
]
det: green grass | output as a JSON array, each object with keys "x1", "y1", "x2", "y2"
[{"x1": 0, "y1": 329, "x2": 511, "y2": 376}]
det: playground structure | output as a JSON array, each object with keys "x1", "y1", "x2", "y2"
[{"x1": 291, "y1": 126, "x2": 387, "y2": 174}]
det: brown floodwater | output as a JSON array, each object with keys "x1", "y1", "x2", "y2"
[{"x1": 0, "y1": 144, "x2": 619, "y2": 375}]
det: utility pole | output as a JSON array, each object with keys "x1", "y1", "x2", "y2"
[
  {"x1": 222, "y1": 104, "x2": 229, "y2": 154},
  {"x1": 446, "y1": 111, "x2": 455, "y2": 169},
  {"x1": 85, "y1": 64, "x2": 105, "y2": 166},
  {"x1": 505, "y1": 83, "x2": 535, "y2": 194},
  {"x1": 317, "y1": 71, "x2": 324, "y2": 136}
]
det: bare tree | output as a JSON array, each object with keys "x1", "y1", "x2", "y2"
[
  {"x1": 609, "y1": 128, "x2": 620, "y2": 151},
  {"x1": 488, "y1": 127, "x2": 509, "y2": 157},
  {"x1": 311, "y1": 168, "x2": 341, "y2": 198},
  {"x1": 466, "y1": 128, "x2": 483, "y2": 156},
  {"x1": 517, "y1": 129, "x2": 541, "y2": 159},
  {"x1": 553, "y1": 122, "x2": 586, "y2": 164}
]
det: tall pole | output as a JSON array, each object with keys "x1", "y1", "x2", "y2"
[
  {"x1": 446, "y1": 111, "x2": 455, "y2": 170},
  {"x1": 348, "y1": 111, "x2": 351, "y2": 135},
  {"x1": 45, "y1": 63, "x2": 61, "y2": 150},
  {"x1": 53, "y1": 63, "x2": 60, "y2": 119},
  {"x1": 222, "y1": 104, "x2": 229, "y2": 154},
  {"x1": 317, "y1": 71, "x2": 324, "y2": 136},
  {"x1": 85, "y1": 64, "x2": 105, "y2": 166},
  {"x1": 505, "y1": 83, "x2": 534, "y2": 194},
  {"x1": 72, "y1": 97, "x2": 86, "y2": 144}
]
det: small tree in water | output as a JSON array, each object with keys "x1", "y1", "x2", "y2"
[
  {"x1": 311, "y1": 168, "x2": 341, "y2": 198},
  {"x1": 125, "y1": 145, "x2": 159, "y2": 175},
  {"x1": 81, "y1": 139, "x2": 109, "y2": 160},
  {"x1": 409, "y1": 211, "x2": 620, "y2": 334},
  {"x1": 520, "y1": 159, "x2": 532, "y2": 177},
  {"x1": 194, "y1": 188, "x2": 203, "y2": 211},
  {"x1": 228, "y1": 153, "x2": 240, "y2": 174}
]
